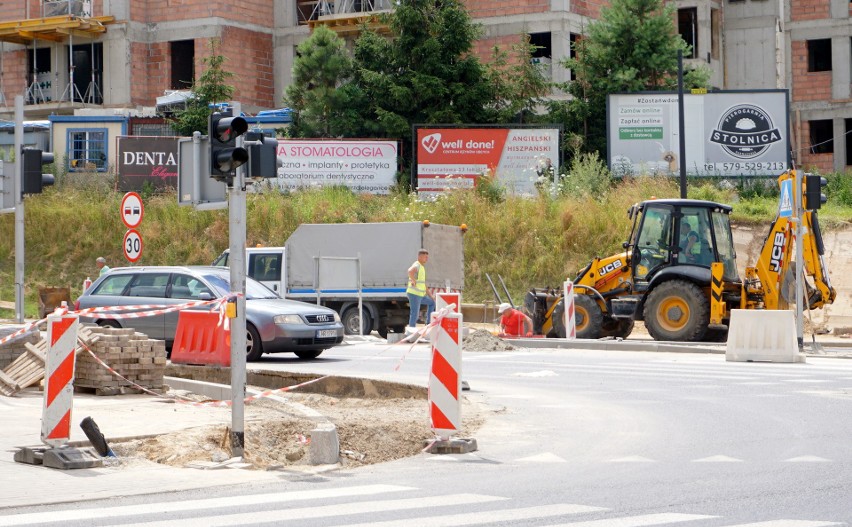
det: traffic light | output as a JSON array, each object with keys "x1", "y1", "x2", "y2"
[
  {"x1": 245, "y1": 131, "x2": 281, "y2": 179},
  {"x1": 804, "y1": 173, "x2": 828, "y2": 210},
  {"x1": 21, "y1": 148, "x2": 55, "y2": 195},
  {"x1": 208, "y1": 110, "x2": 248, "y2": 181}
]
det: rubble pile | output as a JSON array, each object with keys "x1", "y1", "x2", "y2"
[
  {"x1": 76, "y1": 326, "x2": 167, "y2": 395},
  {"x1": 464, "y1": 329, "x2": 516, "y2": 352}
]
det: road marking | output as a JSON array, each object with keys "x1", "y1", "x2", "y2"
[
  {"x1": 783, "y1": 456, "x2": 831, "y2": 462},
  {"x1": 513, "y1": 370, "x2": 558, "y2": 377},
  {"x1": 341, "y1": 503, "x2": 608, "y2": 527},
  {"x1": 606, "y1": 456, "x2": 656, "y2": 463},
  {"x1": 545, "y1": 512, "x2": 715, "y2": 527},
  {"x1": 118, "y1": 494, "x2": 507, "y2": 527},
  {"x1": 516, "y1": 452, "x2": 568, "y2": 463},
  {"x1": 721, "y1": 521, "x2": 841, "y2": 527},
  {"x1": 692, "y1": 455, "x2": 743, "y2": 462},
  {"x1": 0, "y1": 485, "x2": 416, "y2": 526},
  {"x1": 784, "y1": 379, "x2": 831, "y2": 383}
]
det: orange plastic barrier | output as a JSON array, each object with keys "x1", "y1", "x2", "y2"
[{"x1": 170, "y1": 311, "x2": 231, "y2": 367}]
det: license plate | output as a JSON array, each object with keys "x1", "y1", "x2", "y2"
[{"x1": 317, "y1": 329, "x2": 337, "y2": 338}]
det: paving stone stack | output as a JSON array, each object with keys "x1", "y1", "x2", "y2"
[
  {"x1": 0, "y1": 326, "x2": 41, "y2": 370},
  {"x1": 75, "y1": 326, "x2": 167, "y2": 396}
]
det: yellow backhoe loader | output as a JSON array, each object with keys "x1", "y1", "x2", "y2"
[{"x1": 526, "y1": 170, "x2": 836, "y2": 341}]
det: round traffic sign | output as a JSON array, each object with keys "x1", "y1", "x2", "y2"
[
  {"x1": 123, "y1": 229, "x2": 143, "y2": 263},
  {"x1": 120, "y1": 192, "x2": 144, "y2": 229}
]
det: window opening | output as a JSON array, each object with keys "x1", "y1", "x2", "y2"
[{"x1": 807, "y1": 39, "x2": 832, "y2": 72}]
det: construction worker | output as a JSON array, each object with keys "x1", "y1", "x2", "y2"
[
  {"x1": 498, "y1": 302, "x2": 533, "y2": 337},
  {"x1": 95, "y1": 256, "x2": 110, "y2": 277},
  {"x1": 406, "y1": 248, "x2": 435, "y2": 330}
]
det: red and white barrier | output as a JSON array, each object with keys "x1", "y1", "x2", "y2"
[
  {"x1": 436, "y1": 292, "x2": 460, "y2": 314},
  {"x1": 428, "y1": 311, "x2": 462, "y2": 439},
  {"x1": 41, "y1": 313, "x2": 79, "y2": 447},
  {"x1": 563, "y1": 280, "x2": 576, "y2": 340}
]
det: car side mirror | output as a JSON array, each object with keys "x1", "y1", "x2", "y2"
[{"x1": 199, "y1": 292, "x2": 213, "y2": 301}]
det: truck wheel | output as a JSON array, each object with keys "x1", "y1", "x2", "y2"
[
  {"x1": 342, "y1": 307, "x2": 372, "y2": 335},
  {"x1": 97, "y1": 320, "x2": 121, "y2": 329},
  {"x1": 377, "y1": 326, "x2": 389, "y2": 339},
  {"x1": 600, "y1": 317, "x2": 634, "y2": 339},
  {"x1": 643, "y1": 280, "x2": 709, "y2": 342},
  {"x1": 574, "y1": 295, "x2": 603, "y2": 339},
  {"x1": 246, "y1": 324, "x2": 264, "y2": 362}
]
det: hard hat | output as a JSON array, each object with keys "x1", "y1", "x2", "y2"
[{"x1": 497, "y1": 302, "x2": 512, "y2": 314}]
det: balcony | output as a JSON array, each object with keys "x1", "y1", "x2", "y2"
[{"x1": 297, "y1": 0, "x2": 392, "y2": 36}]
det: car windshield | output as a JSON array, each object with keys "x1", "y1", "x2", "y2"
[{"x1": 199, "y1": 271, "x2": 280, "y2": 300}]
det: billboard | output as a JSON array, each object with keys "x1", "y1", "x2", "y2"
[
  {"x1": 414, "y1": 126, "x2": 561, "y2": 197},
  {"x1": 261, "y1": 140, "x2": 398, "y2": 195},
  {"x1": 607, "y1": 90, "x2": 790, "y2": 177},
  {"x1": 116, "y1": 136, "x2": 179, "y2": 192}
]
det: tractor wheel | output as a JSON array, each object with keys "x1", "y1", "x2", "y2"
[
  {"x1": 643, "y1": 280, "x2": 709, "y2": 342},
  {"x1": 574, "y1": 294, "x2": 603, "y2": 339},
  {"x1": 600, "y1": 317, "x2": 634, "y2": 339}
]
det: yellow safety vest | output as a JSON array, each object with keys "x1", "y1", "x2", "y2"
[{"x1": 406, "y1": 262, "x2": 426, "y2": 297}]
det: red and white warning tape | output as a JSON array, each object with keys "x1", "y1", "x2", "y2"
[{"x1": 392, "y1": 303, "x2": 457, "y2": 372}]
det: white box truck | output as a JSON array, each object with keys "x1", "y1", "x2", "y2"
[{"x1": 213, "y1": 221, "x2": 465, "y2": 337}]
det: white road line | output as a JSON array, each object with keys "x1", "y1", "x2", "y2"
[
  {"x1": 720, "y1": 521, "x2": 841, "y2": 527},
  {"x1": 544, "y1": 512, "x2": 715, "y2": 527},
  {"x1": 692, "y1": 455, "x2": 743, "y2": 462},
  {"x1": 119, "y1": 494, "x2": 508, "y2": 527},
  {"x1": 0, "y1": 484, "x2": 415, "y2": 526},
  {"x1": 340, "y1": 503, "x2": 608, "y2": 527}
]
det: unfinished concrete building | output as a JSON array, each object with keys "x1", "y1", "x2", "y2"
[{"x1": 0, "y1": 0, "x2": 849, "y2": 172}]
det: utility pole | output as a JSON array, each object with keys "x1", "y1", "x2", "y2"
[{"x1": 14, "y1": 96, "x2": 24, "y2": 323}]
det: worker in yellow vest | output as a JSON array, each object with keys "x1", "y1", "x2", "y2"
[{"x1": 406, "y1": 248, "x2": 435, "y2": 330}]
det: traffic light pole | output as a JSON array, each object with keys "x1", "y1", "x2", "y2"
[
  {"x1": 14, "y1": 95, "x2": 24, "y2": 323},
  {"x1": 228, "y1": 108, "x2": 247, "y2": 459}
]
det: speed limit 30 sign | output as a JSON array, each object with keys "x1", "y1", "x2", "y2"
[{"x1": 123, "y1": 229, "x2": 143, "y2": 263}]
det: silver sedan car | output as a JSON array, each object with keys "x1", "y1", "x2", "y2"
[{"x1": 74, "y1": 266, "x2": 344, "y2": 360}]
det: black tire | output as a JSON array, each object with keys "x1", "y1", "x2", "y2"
[
  {"x1": 294, "y1": 350, "x2": 323, "y2": 360},
  {"x1": 246, "y1": 324, "x2": 264, "y2": 362},
  {"x1": 549, "y1": 299, "x2": 565, "y2": 338},
  {"x1": 574, "y1": 294, "x2": 603, "y2": 339},
  {"x1": 97, "y1": 319, "x2": 121, "y2": 329},
  {"x1": 392, "y1": 325, "x2": 406, "y2": 334},
  {"x1": 704, "y1": 328, "x2": 728, "y2": 342},
  {"x1": 341, "y1": 306, "x2": 372, "y2": 335},
  {"x1": 643, "y1": 280, "x2": 709, "y2": 342},
  {"x1": 600, "y1": 317, "x2": 635, "y2": 339},
  {"x1": 377, "y1": 326, "x2": 389, "y2": 339}
]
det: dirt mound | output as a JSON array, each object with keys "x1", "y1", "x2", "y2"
[
  {"x1": 110, "y1": 392, "x2": 483, "y2": 470},
  {"x1": 465, "y1": 329, "x2": 516, "y2": 352}
]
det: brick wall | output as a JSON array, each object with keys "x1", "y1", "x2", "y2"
[
  {"x1": 129, "y1": 42, "x2": 151, "y2": 106},
  {"x1": 1, "y1": 49, "x2": 29, "y2": 99},
  {"x1": 797, "y1": 121, "x2": 836, "y2": 174},
  {"x1": 463, "y1": 0, "x2": 550, "y2": 18},
  {"x1": 218, "y1": 28, "x2": 275, "y2": 108},
  {"x1": 790, "y1": 0, "x2": 830, "y2": 22},
  {"x1": 473, "y1": 35, "x2": 527, "y2": 65},
  {"x1": 790, "y1": 41, "x2": 832, "y2": 102},
  {"x1": 570, "y1": 0, "x2": 609, "y2": 19},
  {"x1": 133, "y1": 0, "x2": 274, "y2": 27}
]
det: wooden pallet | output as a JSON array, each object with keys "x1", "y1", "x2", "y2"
[{"x1": 0, "y1": 326, "x2": 96, "y2": 397}]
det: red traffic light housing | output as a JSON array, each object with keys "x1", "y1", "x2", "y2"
[{"x1": 209, "y1": 110, "x2": 249, "y2": 181}]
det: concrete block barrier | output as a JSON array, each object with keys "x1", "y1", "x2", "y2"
[{"x1": 726, "y1": 309, "x2": 804, "y2": 363}]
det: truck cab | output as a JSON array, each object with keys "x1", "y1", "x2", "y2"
[{"x1": 212, "y1": 247, "x2": 286, "y2": 295}]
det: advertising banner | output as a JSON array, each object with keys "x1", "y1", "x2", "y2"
[
  {"x1": 415, "y1": 127, "x2": 560, "y2": 197},
  {"x1": 116, "y1": 136, "x2": 179, "y2": 192},
  {"x1": 607, "y1": 90, "x2": 790, "y2": 177},
  {"x1": 265, "y1": 140, "x2": 398, "y2": 195}
]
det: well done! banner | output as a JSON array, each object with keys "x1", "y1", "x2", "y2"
[
  {"x1": 415, "y1": 127, "x2": 560, "y2": 197},
  {"x1": 267, "y1": 140, "x2": 398, "y2": 195}
]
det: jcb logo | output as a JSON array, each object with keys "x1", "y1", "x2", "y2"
[
  {"x1": 598, "y1": 260, "x2": 623, "y2": 276},
  {"x1": 769, "y1": 232, "x2": 785, "y2": 272}
]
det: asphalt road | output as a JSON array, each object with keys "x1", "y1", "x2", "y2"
[{"x1": 3, "y1": 340, "x2": 852, "y2": 526}]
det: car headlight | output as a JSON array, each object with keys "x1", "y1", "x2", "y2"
[{"x1": 273, "y1": 314, "x2": 304, "y2": 325}]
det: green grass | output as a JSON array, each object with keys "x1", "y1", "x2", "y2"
[{"x1": 2, "y1": 172, "x2": 851, "y2": 318}]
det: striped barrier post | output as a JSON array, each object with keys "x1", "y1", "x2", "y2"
[
  {"x1": 436, "y1": 292, "x2": 460, "y2": 314},
  {"x1": 429, "y1": 311, "x2": 462, "y2": 440},
  {"x1": 41, "y1": 312, "x2": 80, "y2": 447},
  {"x1": 563, "y1": 280, "x2": 576, "y2": 340}
]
